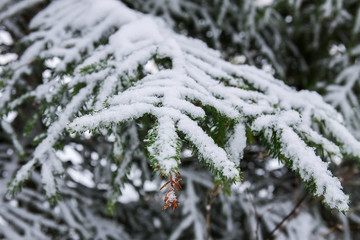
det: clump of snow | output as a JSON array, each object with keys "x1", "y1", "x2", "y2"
[
  {"x1": 56, "y1": 145, "x2": 83, "y2": 165},
  {"x1": 117, "y1": 184, "x2": 139, "y2": 203},
  {"x1": 0, "y1": 30, "x2": 13, "y2": 45},
  {"x1": 226, "y1": 122, "x2": 247, "y2": 165},
  {"x1": 147, "y1": 116, "x2": 180, "y2": 175}
]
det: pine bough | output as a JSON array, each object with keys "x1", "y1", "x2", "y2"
[
  {"x1": 1, "y1": 0, "x2": 360, "y2": 212},
  {"x1": 126, "y1": 0, "x2": 360, "y2": 140}
]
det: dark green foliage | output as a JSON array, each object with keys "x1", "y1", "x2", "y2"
[
  {"x1": 154, "y1": 55, "x2": 173, "y2": 70},
  {"x1": 23, "y1": 113, "x2": 38, "y2": 136},
  {"x1": 79, "y1": 59, "x2": 109, "y2": 76},
  {"x1": 71, "y1": 82, "x2": 86, "y2": 96},
  {"x1": 199, "y1": 106, "x2": 235, "y2": 148}
]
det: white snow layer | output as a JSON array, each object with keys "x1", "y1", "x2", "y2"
[
  {"x1": 147, "y1": 116, "x2": 180, "y2": 175},
  {"x1": 226, "y1": 122, "x2": 247, "y2": 165}
]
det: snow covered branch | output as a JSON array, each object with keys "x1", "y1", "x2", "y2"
[{"x1": 1, "y1": 0, "x2": 359, "y2": 213}]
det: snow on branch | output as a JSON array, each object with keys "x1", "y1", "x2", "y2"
[
  {"x1": 325, "y1": 61, "x2": 360, "y2": 139},
  {"x1": 0, "y1": 0, "x2": 45, "y2": 23},
  {"x1": 1, "y1": 0, "x2": 359, "y2": 212}
]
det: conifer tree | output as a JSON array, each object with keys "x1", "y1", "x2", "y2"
[{"x1": 0, "y1": 0, "x2": 360, "y2": 239}]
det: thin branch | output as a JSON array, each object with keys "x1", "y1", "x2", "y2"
[
  {"x1": 206, "y1": 185, "x2": 221, "y2": 240},
  {"x1": 265, "y1": 193, "x2": 308, "y2": 240},
  {"x1": 314, "y1": 224, "x2": 342, "y2": 240}
]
